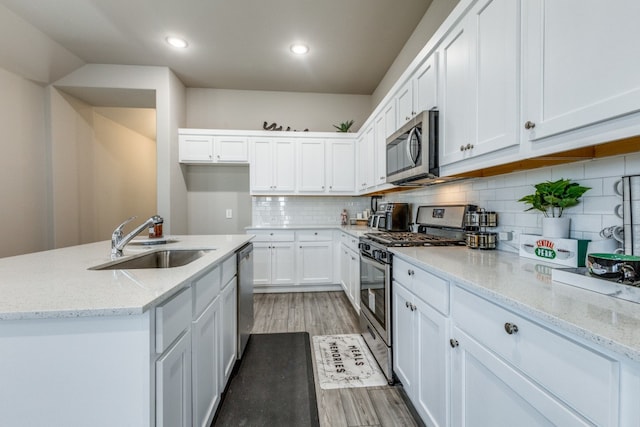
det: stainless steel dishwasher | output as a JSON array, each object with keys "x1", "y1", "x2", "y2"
[{"x1": 236, "y1": 243, "x2": 254, "y2": 359}]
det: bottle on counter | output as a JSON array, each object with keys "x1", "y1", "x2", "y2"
[
  {"x1": 341, "y1": 209, "x2": 348, "y2": 226},
  {"x1": 149, "y1": 215, "x2": 164, "y2": 238}
]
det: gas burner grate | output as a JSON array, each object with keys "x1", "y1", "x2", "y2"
[{"x1": 364, "y1": 232, "x2": 465, "y2": 247}]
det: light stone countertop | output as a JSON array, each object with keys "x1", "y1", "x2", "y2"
[
  {"x1": 246, "y1": 224, "x2": 375, "y2": 238},
  {"x1": 0, "y1": 235, "x2": 252, "y2": 320},
  {"x1": 391, "y1": 246, "x2": 640, "y2": 363}
]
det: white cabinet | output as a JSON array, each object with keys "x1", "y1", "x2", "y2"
[
  {"x1": 155, "y1": 288, "x2": 193, "y2": 427},
  {"x1": 396, "y1": 54, "x2": 438, "y2": 128},
  {"x1": 439, "y1": 0, "x2": 520, "y2": 166},
  {"x1": 297, "y1": 230, "x2": 333, "y2": 285},
  {"x1": 392, "y1": 258, "x2": 450, "y2": 427},
  {"x1": 339, "y1": 232, "x2": 360, "y2": 312},
  {"x1": 179, "y1": 134, "x2": 248, "y2": 163},
  {"x1": 215, "y1": 136, "x2": 248, "y2": 163},
  {"x1": 251, "y1": 231, "x2": 296, "y2": 288},
  {"x1": 191, "y1": 265, "x2": 222, "y2": 427},
  {"x1": 522, "y1": 0, "x2": 640, "y2": 144},
  {"x1": 298, "y1": 138, "x2": 326, "y2": 193},
  {"x1": 357, "y1": 125, "x2": 375, "y2": 192},
  {"x1": 397, "y1": 80, "x2": 415, "y2": 128},
  {"x1": 450, "y1": 284, "x2": 620, "y2": 427},
  {"x1": 220, "y1": 277, "x2": 237, "y2": 387},
  {"x1": 327, "y1": 140, "x2": 356, "y2": 193},
  {"x1": 191, "y1": 297, "x2": 221, "y2": 427},
  {"x1": 250, "y1": 138, "x2": 296, "y2": 194}
]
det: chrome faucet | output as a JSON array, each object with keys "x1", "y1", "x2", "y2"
[{"x1": 111, "y1": 215, "x2": 164, "y2": 258}]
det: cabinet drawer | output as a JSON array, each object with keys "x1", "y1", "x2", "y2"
[
  {"x1": 192, "y1": 265, "x2": 221, "y2": 318},
  {"x1": 452, "y1": 285, "x2": 619, "y2": 426},
  {"x1": 393, "y1": 257, "x2": 449, "y2": 315},
  {"x1": 221, "y1": 254, "x2": 236, "y2": 288},
  {"x1": 297, "y1": 229, "x2": 333, "y2": 241},
  {"x1": 340, "y1": 232, "x2": 360, "y2": 251},
  {"x1": 249, "y1": 230, "x2": 295, "y2": 242},
  {"x1": 156, "y1": 288, "x2": 192, "y2": 353}
]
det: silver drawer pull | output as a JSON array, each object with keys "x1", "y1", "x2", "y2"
[{"x1": 504, "y1": 322, "x2": 519, "y2": 335}]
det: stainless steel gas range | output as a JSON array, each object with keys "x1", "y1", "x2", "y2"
[{"x1": 359, "y1": 204, "x2": 476, "y2": 384}]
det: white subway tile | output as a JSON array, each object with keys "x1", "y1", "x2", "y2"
[
  {"x1": 625, "y1": 152, "x2": 640, "y2": 175},
  {"x1": 584, "y1": 156, "x2": 625, "y2": 178}
]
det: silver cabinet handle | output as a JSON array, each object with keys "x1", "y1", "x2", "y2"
[
  {"x1": 524, "y1": 121, "x2": 536, "y2": 129},
  {"x1": 504, "y1": 322, "x2": 519, "y2": 335},
  {"x1": 460, "y1": 145, "x2": 465, "y2": 152},
  {"x1": 410, "y1": 303, "x2": 416, "y2": 311},
  {"x1": 405, "y1": 301, "x2": 410, "y2": 308},
  {"x1": 450, "y1": 338, "x2": 459, "y2": 348}
]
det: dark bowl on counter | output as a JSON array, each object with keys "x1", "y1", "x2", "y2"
[{"x1": 586, "y1": 253, "x2": 640, "y2": 280}]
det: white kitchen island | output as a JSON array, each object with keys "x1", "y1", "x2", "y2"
[{"x1": 0, "y1": 234, "x2": 252, "y2": 427}]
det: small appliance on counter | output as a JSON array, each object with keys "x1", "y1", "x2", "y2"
[{"x1": 372, "y1": 202, "x2": 410, "y2": 231}]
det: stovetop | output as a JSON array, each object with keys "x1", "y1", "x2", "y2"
[{"x1": 363, "y1": 231, "x2": 465, "y2": 247}]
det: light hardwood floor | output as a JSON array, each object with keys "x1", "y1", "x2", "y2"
[{"x1": 252, "y1": 292, "x2": 421, "y2": 427}]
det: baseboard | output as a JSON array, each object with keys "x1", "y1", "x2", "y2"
[{"x1": 254, "y1": 284, "x2": 342, "y2": 293}]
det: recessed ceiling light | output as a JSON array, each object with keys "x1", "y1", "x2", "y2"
[
  {"x1": 166, "y1": 36, "x2": 188, "y2": 48},
  {"x1": 290, "y1": 44, "x2": 309, "y2": 55}
]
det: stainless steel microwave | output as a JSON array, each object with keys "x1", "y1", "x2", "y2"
[{"x1": 386, "y1": 109, "x2": 439, "y2": 186}]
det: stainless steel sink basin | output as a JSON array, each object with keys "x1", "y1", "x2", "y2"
[{"x1": 90, "y1": 249, "x2": 213, "y2": 270}]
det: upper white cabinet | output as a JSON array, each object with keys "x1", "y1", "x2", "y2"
[
  {"x1": 327, "y1": 140, "x2": 356, "y2": 193},
  {"x1": 250, "y1": 138, "x2": 296, "y2": 194},
  {"x1": 396, "y1": 54, "x2": 438, "y2": 129},
  {"x1": 179, "y1": 133, "x2": 248, "y2": 163},
  {"x1": 439, "y1": 0, "x2": 520, "y2": 166},
  {"x1": 357, "y1": 125, "x2": 376, "y2": 192},
  {"x1": 522, "y1": 0, "x2": 640, "y2": 145},
  {"x1": 298, "y1": 138, "x2": 327, "y2": 193}
]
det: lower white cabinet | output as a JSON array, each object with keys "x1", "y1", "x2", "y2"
[
  {"x1": 191, "y1": 297, "x2": 221, "y2": 427},
  {"x1": 220, "y1": 277, "x2": 238, "y2": 387},
  {"x1": 297, "y1": 231, "x2": 334, "y2": 285},
  {"x1": 340, "y1": 243, "x2": 360, "y2": 312},
  {"x1": 252, "y1": 234, "x2": 296, "y2": 288},
  {"x1": 392, "y1": 279, "x2": 449, "y2": 427},
  {"x1": 156, "y1": 330, "x2": 192, "y2": 427}
]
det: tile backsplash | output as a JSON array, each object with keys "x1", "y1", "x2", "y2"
[
  {"x1": 252, "y1": 151, "x2": 639, "y2": 253},
  {"x1": 252, "y1": 196, "x2": 370, "y2": 226}
]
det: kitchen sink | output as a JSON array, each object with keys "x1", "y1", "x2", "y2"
[{"x1": 90, "y1": 249, "x2": 213, "y2": 270}]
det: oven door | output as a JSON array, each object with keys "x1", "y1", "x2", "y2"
[{"x1": 359, "y1": 253, "x2": 391, "y2": 344}]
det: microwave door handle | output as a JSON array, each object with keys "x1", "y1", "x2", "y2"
[{"x1": 405, "y1": 128, "x2": 417, "y2": 166}]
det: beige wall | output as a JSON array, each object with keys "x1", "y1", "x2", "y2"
[
  {"x1": 0, "y1": 67, "x2": 49, "y2": 257},
  {"x1": 186, "y1": 88, "x2": 371, "y2": 132},
  {"x1": 372, "y1": 0, "x2": 461, "y2": 109},
  {"x1": 49, "y1": 89, "x2": 157, "y2": 247},
  {"x1": 186, "y1": 165, "x2": 251, "y2": 234}
]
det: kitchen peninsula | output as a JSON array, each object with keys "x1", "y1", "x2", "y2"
[{"x1": 0, "y1": 234, "x2": 252, "y2": 427}]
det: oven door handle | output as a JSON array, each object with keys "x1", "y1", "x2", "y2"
[{"x1": 360, "y1": 253, "x2": 386, "y2": 268}]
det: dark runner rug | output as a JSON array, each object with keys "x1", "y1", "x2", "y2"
[{"x1": 212, "y1": 332, "x2": 320, "y2": 427}]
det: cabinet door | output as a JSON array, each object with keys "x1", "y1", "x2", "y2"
[
  {"x1": 357, "y1": 126, "x2": 375, "y2": 191},
  {"x1": 397, "y1": 80, "x2": 415, "y2": 126},
  {"x1": 298, "y1": 138, "x2": 326, "y2": 192},
  {"x1": 220, "y1": 278, "x2": 237, "y2": 387},
  {"x1": 348, "y1": 249, "x2": 360, "y2": 312},
  {"x1": 470, "y1": 0, "x2": 520, "y2": 157},
  {"x1": 413, "y1": 53, "x2": 438, "y2": 114},
  {"x1": 392, "y1": 282, "x2": 415, "y2": 392},
  {"x1": 192, "y1": 298, "x2": 221, "y2": 427},
  {"x1": 374, "y1": 113, "x2": 387, "y2": 186},
  {"x1": 340, "y1": 246, "x2": 350, "y2": 294},
  {"x1": 271, "y1": 242, "x2": 296, "y2": 285},
  {"x1": 384, "y1": 102, "x2": 397, "y2": 138},
  {"x1": 179, "y1": 135, "x2": 213, "y2": 162},
  {"x1": 252, "y1": 242, "x2": 271, "y2": 286},
  {"x1": 414, "y1": 297, "x2": 449, "y2": 427},
  {"x1": 297, "y1": 241, "x2": 333, "y2": 284},
  {"x1": 439, "y1": 19, "x2": 474, "y2": 166},
  {"x1": 451, "y1": 328, "x2": 592, "y2": 427},
  {"x1": 273, "y1": 140, "x2": 296, "y2": 192},
  {"x1": 523, "y1": 0, "x2": 640, "y2": 142},
  {"x1": 327, "y1": 140, "x2": 355, "y2": 193},
  {"x1": 215, "y1": 136, "x2": 248, "y2": 162},
  {"x1": 156, "y1": 330, "x2": 192, "y2": 427},
  {"x1": 250, "y1": 139, "x2": 274, "y2": 192}
]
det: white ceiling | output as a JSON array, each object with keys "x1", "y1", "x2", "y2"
[{"x1": 0, "y1": 0, "x2": 433, "y2": 94}]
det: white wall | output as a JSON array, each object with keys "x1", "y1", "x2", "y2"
[
  {"x1": 186, "y1": 88, "x2": 371, "y2": 132},
  {"x1": 0, "y1": 67, "x2": 49, "y2": 257}
]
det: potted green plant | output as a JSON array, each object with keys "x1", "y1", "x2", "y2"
[
  {"x1": 333, "y1": 120, "x2": 354, "y2": 133},
  {"x1": 518, "y1": 178, "x2": 591, "y2": 238}
]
